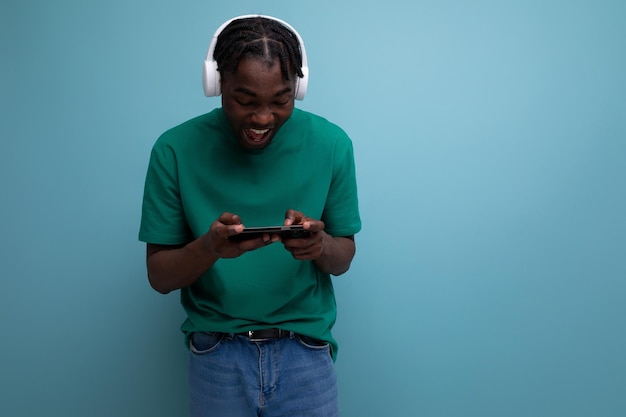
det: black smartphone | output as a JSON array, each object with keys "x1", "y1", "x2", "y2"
[{"x1": 228, "y1": 225, "x2": 311, "y2": 241}]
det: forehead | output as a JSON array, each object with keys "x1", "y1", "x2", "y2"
[{"x1": 222, "y1": 57, "x2": 294, "y2": 94}]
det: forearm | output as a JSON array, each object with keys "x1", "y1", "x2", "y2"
[
  {"x1": 314, "y1": 234, "x2": 356, "y2": 276},
  {"x1": 147, "y1": 239, "x2": 218, "y2": 294}
]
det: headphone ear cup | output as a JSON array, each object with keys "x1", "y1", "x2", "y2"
[
  {"x1": 294, "y1": 66, "x2": 309, "y2": 100},
  {"x1": 202, "y1": 60, "x2": 221, "y2": 97}
]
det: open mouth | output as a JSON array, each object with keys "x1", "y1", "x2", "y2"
[{"x1": 244, "y1": 128, "x2": 271, "y2": 146}]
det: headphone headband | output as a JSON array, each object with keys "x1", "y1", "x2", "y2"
[{"x1": 202, "y1": 15, "x2": 309, "y2": 100}]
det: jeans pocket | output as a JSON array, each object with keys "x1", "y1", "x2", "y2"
[
  {"x1": 296, "y1": 334, "x2": 330, "y2": 351},
  {"x1": 189, "y1": 332, "x2": 226, "y2": 355}
]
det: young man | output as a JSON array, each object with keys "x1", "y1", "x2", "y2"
[{"x1": 139, "y1": 15, "x2": 361, "y2": 417}]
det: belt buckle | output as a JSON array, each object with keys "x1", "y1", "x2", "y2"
[{"x1": 248, "y1": 330, "x2": 269, "y2": 342}]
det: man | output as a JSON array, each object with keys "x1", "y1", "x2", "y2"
[{"x1": 139, "y1": 15, "x2": 361, "y2": 417}]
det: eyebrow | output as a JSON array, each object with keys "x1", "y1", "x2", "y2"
[{"x1": 234, "y1": 87, "x2": 292, "y2": 97}]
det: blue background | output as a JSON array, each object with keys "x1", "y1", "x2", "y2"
[{"x1": 2, "y1": 1, "x2": 625, "y2": 416}]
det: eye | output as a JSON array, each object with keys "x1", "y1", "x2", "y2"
[
  {"x1": 274, "y1": 99, "x2": 290, "y2": 107},
  {"x1": 235, "y1": 99, "x2": 255, "y2": 107}
]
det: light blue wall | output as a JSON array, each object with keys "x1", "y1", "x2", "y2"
[{"x1": 2, "y1": 1, "x2": 624, "y2": 416}]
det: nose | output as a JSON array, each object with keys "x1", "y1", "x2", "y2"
[{"x1": 251, "y1": 105, "x2": 274, "y2": 125}]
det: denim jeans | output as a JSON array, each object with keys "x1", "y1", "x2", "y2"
[{"x1": 189, "y1": 331, "x2": 339, "y2": 417}]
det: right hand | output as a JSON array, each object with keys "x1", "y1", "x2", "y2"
[
  {"x1": 145, "y1": 212, "x2": 278, "y2": 294},
  {"x1": 203, "y1": 212, "x2": 278, "y2": 258}
]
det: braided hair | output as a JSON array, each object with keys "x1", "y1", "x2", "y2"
[{"x1": 213, "y1": 17, "x2": 304, "y2": 82}]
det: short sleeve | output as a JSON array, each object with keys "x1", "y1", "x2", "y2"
[
  {"x1": 138, "y1": 139, "x2": 193, "y2": 245},
  {"x1": 322, "y1": 133, "x2": 361, "y2": 237}
]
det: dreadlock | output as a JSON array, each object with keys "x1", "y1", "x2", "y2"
[{"x1": 213, "y1": 17, "x2": 304, "y2": 82}]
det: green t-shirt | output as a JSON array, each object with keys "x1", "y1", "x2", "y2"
[{"x1": 139, "y1": 107, "x2": 361, "y2": 359}]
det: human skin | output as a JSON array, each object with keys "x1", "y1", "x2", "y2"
[{"x1": 145, "y1": 57, "x2": 355, "y2": 294}]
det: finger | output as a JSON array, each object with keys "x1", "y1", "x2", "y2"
[
  {"x1": 283, "y1": 209, "x2": 296, "y2": 226},
  {"x1": 302, "y1": 219, "x2": 325, "y2": 233},
  {"x1": 237, "y1": 235, "x2": 274, "y2": 251},
  {"x1": 218, "y1": 212, "x2": 243, "y2": 226},
  {"x1": 283, "y1": 233, "x2": 323, "y2": 257},
  {"x1": 226, "y1": 224, "x2": 245, "y2": 237},
  {"x1": 212, "y1": 214, "x2": 244, "y2": 239}
]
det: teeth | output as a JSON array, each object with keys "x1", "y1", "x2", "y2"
[{"x1": 250, "y1": 128, "x2": 269, "y2": 135}]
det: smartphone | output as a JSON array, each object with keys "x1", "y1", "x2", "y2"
[{"x1": 228, "y1": 225, "x2": 311, "y2": 241}]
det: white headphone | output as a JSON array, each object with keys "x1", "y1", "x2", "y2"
[{"x1": 202, "y1": 15, "x2": 309, "y2": 100}]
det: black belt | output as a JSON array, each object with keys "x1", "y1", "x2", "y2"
[{"x1": 235, "y1": 328, "x2": 291, "y2": 342}]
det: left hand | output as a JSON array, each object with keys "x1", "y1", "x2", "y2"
[{"x1": 282, "y1": 209, "x2": 327, "y2": 260}]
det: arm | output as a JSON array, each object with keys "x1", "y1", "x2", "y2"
[
  {"x1": 281, "y1": 209, "x2": 356, "y2": 276},
  {"x1": 314, "y1": 233, "x2": 356, "y2": 276},
  {"x1": 146, "y1": 240, "x2": 218, "y2": 295},
  {"x1": 146, "y1": 212, "x2": 277, "y2": 294}
]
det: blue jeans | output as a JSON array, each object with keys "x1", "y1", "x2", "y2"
[{"x1": 189, "y1": 332, "x2": 339, "y2": 417}]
